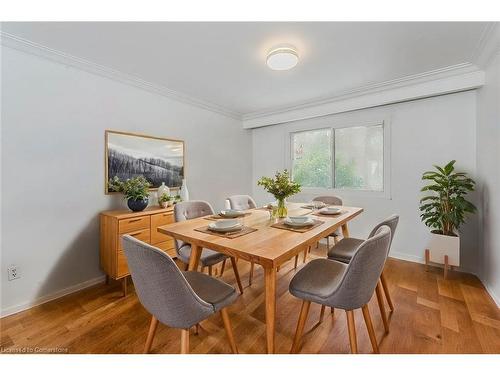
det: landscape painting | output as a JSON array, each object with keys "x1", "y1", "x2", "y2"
[{"x1": 105, "y1": 130, "x2": 184, "y2": 193}]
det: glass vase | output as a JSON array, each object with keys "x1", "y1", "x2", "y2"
[{"x1": 276, "y1": 198, "x2": 287, "y2": 218}]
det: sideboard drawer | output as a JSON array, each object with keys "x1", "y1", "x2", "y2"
[
  {"x1": 118, "y1": 228, "x2": 150, "y2": 250},
  {"x1": 118, "y1": 216, "x2": 150, "y2": 234},
  {"x1": 155, "y1": 239, "x2": 176, "y2": 254},
  {"x1": 116, "y1": 251, "x2": 129, "y2": 278},
  {"x1": 151, "y1": 212, "x2": 174, "y2": 244}
]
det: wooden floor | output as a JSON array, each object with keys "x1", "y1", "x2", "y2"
[{"x1": 1, "y1": 245, "x2": 499, "y2": 354}]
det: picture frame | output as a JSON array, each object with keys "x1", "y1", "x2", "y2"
[{"x1": 105, "y1": 130, "x2": 185, "y2": 194}]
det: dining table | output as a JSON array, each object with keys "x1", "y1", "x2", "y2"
[{"x1": 158, "y1": 202, "x2": 363, "y2": 353}]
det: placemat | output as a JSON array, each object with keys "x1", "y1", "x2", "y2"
[
  {"x1": 312, "y1": 210, "x2": 346, "y2": 218},
  {"x1": 271, "y1": 219, "x2": 324, "y2": 233},
  {"x1": 194, "y1": 225, "x2": 257, "y2": 239},
  {"x1": 204, "y1": 212, "x2": 252, "y2": 221}
]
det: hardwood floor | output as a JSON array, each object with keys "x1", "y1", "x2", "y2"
[{"x1": 1, "y1": 245, "x2": 499, "y2": 354}]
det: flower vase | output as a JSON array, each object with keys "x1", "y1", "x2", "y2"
[{"x1": 276, "y1": 198, "x2": 287, "y2": 218}]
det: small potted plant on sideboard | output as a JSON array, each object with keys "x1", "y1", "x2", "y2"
[
  {"x1": 419, "y1": 160, "x2": 476, "y2": 277},
  {"x1": 108, "y1": 175, "x2": 152, "y2": 212},
  {"x1": 158, "y1": 192, "x2": 172, "y2": 208}
]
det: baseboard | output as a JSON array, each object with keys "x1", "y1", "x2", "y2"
[
  {"x1": 0, "y1": 275, "x2": 106, "y2": 318},
  {"x1": 478, "y1": 277, "x2": 500, "y2": 308},
  {"x1": 389, "y1": 251, "x2": 425, "y2": 264}
]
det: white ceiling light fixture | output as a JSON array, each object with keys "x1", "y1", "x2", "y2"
[{"x1": 266, "y1": 46, "x2": 299, "y2": 71}]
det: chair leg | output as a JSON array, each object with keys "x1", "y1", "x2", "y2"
[
  {"x1": 194, "y1": 323, "x2": 200, "y2": 335},
  {"x1": 361, "y1": 305, "x2": 379, "y2": 353},
  {"x1": 184, "y1": 263, "x2": 189, "y2": 271},
  {"x1": 375, "y1": 281, "x2": 389, "y2": 333},
  {"x1": 248, "y1": 262, "x2": 254, "y2": 286},
  {"x1": 208, "y1": 265, "x2": 213, "y2": 276},
  {"x1": 331, "y1": 307, "x2": 335, "y2": 315},
  {"x1": 346, "y1": 310, "x2": 358, "y2": 354},
  {"x1": 220, "y1": 308, "x2": 238, "y2": 354},
  {"x1": 380, "y1": 271, "x2": 394, "y2": 312},
  {"x1": 319, "y1": 305, "x2": 326, "y2": 323},
  {"x1": 180, "y1": 329, "x2": 190, "y2": 354},
  {"x1": 220, "y1": 259, "x2": 227, "y2": 276},
  {"x1": 143, "y1": 316, "x2": 158, "y2": 353},
  {"x1": 303, "y1": 247, "x2": 309, "y2": 263},
  {"x1": 290, "y1": 300, "x2": 311, "y2": 353},
  {"x1": 294, "y1": 254, "x2": 299, "y2": 269},
  {"x1": 327, "y1": 236, "x2": 330, "y2": 250},
  {"x1": 230, "y1": 257, "x2": 244, "y2": 294}
]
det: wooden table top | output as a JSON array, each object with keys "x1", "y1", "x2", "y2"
[{"x1": 158, "y1": 203, "x2": 363, "y2": 268}]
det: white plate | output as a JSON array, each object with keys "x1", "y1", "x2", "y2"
[
  {"x1": 211, "y1": 219, "x2": 239, "y2": 229},
  {"x1": 219, "y1": 209, "x2": 245, "y2": 218},
  {"x1": 284, "y1": 217, "x2": 315, "y2": 228},
  {"x1": 288, "y1": 216, "x2": 310, "y2": 224},
  {"x1": 208, "y1": 221, "x2": 243, "y2": 233},
  {"x1": 319, "y1": 207, "x2": 342, "y2": 215}
]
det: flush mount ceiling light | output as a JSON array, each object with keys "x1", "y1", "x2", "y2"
[{"x1": 266, "y1": 46, "x2": 299, "y2": 71}]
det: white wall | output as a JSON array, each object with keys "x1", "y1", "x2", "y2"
[
  {"x1": 477, "y1": 51, "x2": 500, "y2": 306},
  {"x1": 0, "y1": 47, "x2": 252, "y2": 316},
  {"x1": 252, "y1": 91, "x2": 479, "y2": 270}
]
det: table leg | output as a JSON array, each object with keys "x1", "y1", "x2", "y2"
[
  {"x1": 264, "y1": 267, "x2": 277, "y2": 354},
  {"x1": 188, "y1": 245, "x2": 202, "y2": 271},
  {"x1": 341, "y1": 223, "x2": 350, "y2": 238}
]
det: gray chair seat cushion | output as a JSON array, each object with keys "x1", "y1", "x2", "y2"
[
  {"x1": 183, "y1": 271, "x2": 238, "y2": 311},
  {"x1": 327, "y1": 237, "x2": 364, "y2": 263},
  {"x1": 178, "y1": 245, "x2": 228, "y2": 267},
  {"x1": 289, "y1": 259, "x2": 347, "y2": 305}
]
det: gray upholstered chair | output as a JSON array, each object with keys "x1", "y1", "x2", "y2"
[
  {"x1": 289, "y1": 226, "x2": 392, "y2": 354},
  {"x1": 327, "y1": 214, "x2": 399, "y2": 332},
  {"x1": 174, "y1": 200, "x2": 244, "y2": 294},
  {"x1": 302, "y1": 195, "x2": 344, "y2": 263},
  {"x1": 227, "y1": 195, "x2": 257, "y2": 210},
  {"x1": 122, "y1": 235, "x2": 239, "y2": 354},
  {"x1": 227, "y1": 195, "x2": 258, "y2": 286}
]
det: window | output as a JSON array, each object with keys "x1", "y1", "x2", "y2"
[{"x1": 291, "y1": 123, "x2": 384, "y2": 192}]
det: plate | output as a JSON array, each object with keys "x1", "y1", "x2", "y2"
[
  {"x1": 319, "y1": 207, "x2": 342, "y2": 215},
  {"x1": 208, "y1": 222, "x2": 243, "y2": 233},
  {"x1": 288, "y1": 216, "x2": 310, "y2": 224},
  {"x1": 219, "y1": 209, "x2": 245, "y2": 218},
  {"x1": 284, "y1": 217, "x2": 315, "y2": 228}
]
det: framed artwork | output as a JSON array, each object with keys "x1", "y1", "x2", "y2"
[{"x1": 105, "y1": 130, "x2": 185, "y2": 194}]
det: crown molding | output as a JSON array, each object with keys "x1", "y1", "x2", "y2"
[
  {"x1": 243, "y1": 67, "x2": 485, "y2": 128},
  {"x1": 0, "y1": 31, "x2": 242, "y2": 120},
  {"x1": 243, "y1": 62, "x2": 479, "y2": 123},
  {"x1": 471, "y1": 22, "x2": 500, "y2": 68}
]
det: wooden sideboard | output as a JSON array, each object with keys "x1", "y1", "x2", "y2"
[{"x1": 100, "y1": 206, "x2": 176, "y2": 296}]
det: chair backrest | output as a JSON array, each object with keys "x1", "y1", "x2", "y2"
[
  {"x1": 368, "y1": 214, "x2": 399, "y2": 245},
  {"x1": 122, "y1": 235, "x2": 213, "y2": 329},
  {"x1": 313, "y1": 195, "x2": 343, "y2": 206},
  {"x1": 331, "y1": 226, "x2": 392, "y2": 310},
  {"x1": 227, "y1": 195, "x2": 257, "y2": 210},
  {"x1": 173, "y1": 200, "x2": 215, "y2": 251}
]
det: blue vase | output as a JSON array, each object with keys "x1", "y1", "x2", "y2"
[{"x1": 127, "y1": 198, "x2": 149, "y2": 212}]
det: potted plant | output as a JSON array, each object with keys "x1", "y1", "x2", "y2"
[
  {"x1": 109, "y1": 176, "x2": 152, "y2": 212},
  {"x1": 258, "y1": 169, "x2": 301, "y2": 218},
  {"x1": 419, "y1": 160, "x2": 476, "y2": 270},
  {"x1": 158, "y1": 192, "x2": 172, "y2": 208}
]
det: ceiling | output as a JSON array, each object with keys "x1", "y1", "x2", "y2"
[{"x1": 1, "y1": 22, "x2": 490, "y2": 117}]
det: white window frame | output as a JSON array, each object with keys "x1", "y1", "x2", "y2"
[{"x1": 286, "y1": 116, "x2": 392, "y2": 200}]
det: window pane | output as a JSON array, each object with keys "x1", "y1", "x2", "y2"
[
  {"x1": 292, "y1": 129, "x2": 332, "y2": 188},
  {"x1": 334, "y1": 125, "x2": 383, "y2": 191}
]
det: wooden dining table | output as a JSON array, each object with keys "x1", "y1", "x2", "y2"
[{"x1": 158, "y1": 202, "x2": 363, "y2": 353}]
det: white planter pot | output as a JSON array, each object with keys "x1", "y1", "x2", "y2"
[{"x1": 427, "y1": 232, "x2": 460, "y2": 267}]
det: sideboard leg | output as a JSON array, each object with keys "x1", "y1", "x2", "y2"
[{"x1": 122, "y1": 276, "x2": 128, "y2": 297}]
